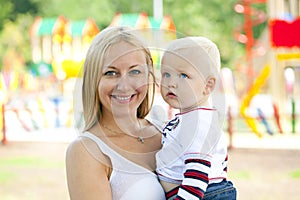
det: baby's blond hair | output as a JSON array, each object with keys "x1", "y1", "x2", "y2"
[{"x1": 166, "y1": 36, "x2": 221, "y2": 73}]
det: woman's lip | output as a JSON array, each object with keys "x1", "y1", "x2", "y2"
[
  {"x1": 111, "y1": 94, "x2": 136, "y2": 103},
  {"x1": 112, "y1": 95, "x2": 132, "y2": 101}
]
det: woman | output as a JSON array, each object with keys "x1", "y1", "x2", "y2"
[{"x1": 66, "y1": 26, "x2": 166, "y2": 200}]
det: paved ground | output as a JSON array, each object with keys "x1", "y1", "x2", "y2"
[
  {"x1": 0, "y1": 141, "x2": 69, "y2": 200},
  {"x1": 228, "y1": 148, "x2": 300, "y2": 200},
  {"x1": 1, "y1": 129, "x2": 300, "y2": 200}
]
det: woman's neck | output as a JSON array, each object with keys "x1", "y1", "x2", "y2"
[{"x1": 100, "y1": 113, "x2": 141, "y2": 136}]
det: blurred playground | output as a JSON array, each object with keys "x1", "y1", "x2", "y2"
[
  {"x1": 1, "y1": 0, "x2": 300, "y2": 199},
  {"x1": 1, "y1": 6, "x2": 300, "y2": 146}
]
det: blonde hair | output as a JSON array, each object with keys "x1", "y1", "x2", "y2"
[
  {"x1": 82, "y1": 26, "x2": 155, "y2": 131},
  {"x1": 165, "y1": 36, "x2": 221, "y2": 76}
]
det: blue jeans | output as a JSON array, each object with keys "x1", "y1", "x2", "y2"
[
  {"x1": 204, "y1": 180, "x2": 237, "y2": 200},
  {"x1": 166, "y1": 180, "x2": 236, "y2": 200}
]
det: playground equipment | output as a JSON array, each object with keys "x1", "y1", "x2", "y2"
[
  {"x1": 269, "y1": 17, "x2": 300, "y2": 48},
  {"x1": 1, "y1": 99, "x2": 6, "y2": 145},
  {"x1": 240, "y1": 64, "x2": 271, "y2": 137},
  {"x1": 268, "y1": 1, "x2": 300, "y2": 133},
  {"x1": 1, "y1": 13, "x2": 176, "y2": 144},
  {"x1": 0, "y1": 16, "x2": 101, "y2": 144},
  {"x1": 273, "y1": 102, "x2": 283, "y2": 133},
  {"x1": 234, "y1": 0, "x2": 267, "y2": 84},
  {"x1": 234, "y1": 0, "x2": 270, "y2": 137},
  {"x1": 257, "y1": 108, "x2": 273, "y2": 135},
  {"x1": 30, "y1": 16, "x2": 99, "y2": 79},
  {"x1": 110, "y1": 12, "x2": 176, "y2": 32},
  {"x1": 234, "y1": 0, "x2": 300, "y2": 136},
  {"x1": 2, "y1": 97, "x2": 75, "y2": 133},
  {"x1": 29, "y1": 14, "x2": 175, "y2": 82}
]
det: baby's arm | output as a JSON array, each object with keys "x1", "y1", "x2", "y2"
[{"x1": 174, "y1": 158, "x2": 211, "y2": 200}]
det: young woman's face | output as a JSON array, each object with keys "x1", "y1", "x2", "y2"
[
  {"x1": 160, "y1": 50, "x2": 207, "y2": 112},
  {"x1": 98, "y1": 41, "x2": 149, "y2": 118}
]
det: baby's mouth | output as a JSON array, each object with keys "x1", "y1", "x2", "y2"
[{"x1": 166, "y1": 92, "x2": 177, "y2": 98}]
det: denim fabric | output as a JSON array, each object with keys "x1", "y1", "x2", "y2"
[
  {"x1": 204, "y1": 180, "x2": 237, "y2": 200},
  {"x1": 166, "y1": 180, "x2": 236, "y2": 200},
  {"x1": 167, "y1": 194, "x2": 177, "y2": 200},
  {"x1": 167, "y1": 195, "x2": 176, "y2": 200}
]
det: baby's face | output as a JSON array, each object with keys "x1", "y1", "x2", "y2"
[{"x1": 160, "y1": 49, "x2": 210, "y2": 112}]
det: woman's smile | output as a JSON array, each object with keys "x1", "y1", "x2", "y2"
[{"x1": 111, "y1": 94, "x2": 137, "y2": 103}]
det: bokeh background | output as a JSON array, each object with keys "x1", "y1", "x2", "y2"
[{"x1": 0, "y1": 0, "x2": 300, "y2": 199}]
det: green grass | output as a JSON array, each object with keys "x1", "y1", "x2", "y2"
[
  {"x1": 228, "y1": 170, "x2": 252, "y2": 180},
  {"x1": 0, "y1": 171, "x2": 16, "y2": 184},
  {"x1": 288, "y1": 169, "x2": 300, "y2": 179},
  {"x1": 0, "y1": 156, "x2": 65, "y2": 185}
]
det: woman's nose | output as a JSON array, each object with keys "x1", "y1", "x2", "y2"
[{"x1": 116, "y1": 75, "x2": 131, "y2": 91}]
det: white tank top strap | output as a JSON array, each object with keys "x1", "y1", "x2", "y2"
[
  {"x1": 79, "y1": 132, "x2": 166, "y2": 200},
  {"x1": 79, "y1": 132, "x2": 150, "y2": 173}
]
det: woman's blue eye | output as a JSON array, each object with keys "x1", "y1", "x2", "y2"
[
  {"x1": 163, "y1": 72, "x2": 171, "y2": 78},
  {"x1": 104, "y1": 71, "x2": 117, "y2": 76},
  {"x1": 129, "y1": 69, "x2": 141, "y2": 75},
  {"x1": 179, "y1": 73, "x2": 188, "y2": 79}
]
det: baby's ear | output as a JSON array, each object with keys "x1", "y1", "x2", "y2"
[{"x1": 203, "y1": 76, "x2": 216, "y2": 95}]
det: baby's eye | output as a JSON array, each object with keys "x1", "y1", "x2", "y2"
[
  {"x1": 179, "y1": 73, "x2": 188, "y2": 79},
  {"x1": 162, "y1": 72, "x2": 171, "y2": 78},
  {"x1": 104, "y1": 71, "x2": 118, "y2": 76},
  {"x1": 129, "y1": 69, "x2": 141, "y2": 75}
]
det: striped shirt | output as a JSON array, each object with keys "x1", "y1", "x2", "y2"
[{"x1": 156, "y1": 107, "x2": 228, "y2": 200}]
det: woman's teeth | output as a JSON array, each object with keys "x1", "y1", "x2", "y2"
[{"x1": 114, "y1": 95, "x2": 131, "y2": 101}]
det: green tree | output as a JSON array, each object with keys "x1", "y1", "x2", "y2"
[
  {"x1": 164, "y1": 0, "x2": 266, "y2": 69},
  {"x1": 0, "y1": 0, "x2": 13, "y2": 31},
  {"x1": 31, "y1": 0, "x2": 267, "y2": 69},
  {"x1": 0, "y1": 0, "x2": 38, "y2": 26},
  {"x1": 111, "y1": 0, "x2": 153, "y2": 15},
  {"x1": 32, "y1": 0, "x2": 115, "y2": 29},
  {"x1": 0, "y1": 0, "x2": 267, "y2": 71},
  {"x1": 32, "y1": 0, "x2": 155, "y2": 29},
  {"x1": 0, "y1": 0, "x2": 40, "y2": 70},
  {"x1": 163, "y1": 0, "x2": 247, "y2": 68},
  {"x1": 0, "y1": 14, "x2": 34, "y2": 71}
]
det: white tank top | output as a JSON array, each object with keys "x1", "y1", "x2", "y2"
[{"x1": 81, "y1": 132, "x2": 166, "y2": 200}]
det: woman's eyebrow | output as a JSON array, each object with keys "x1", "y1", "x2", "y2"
[
  {"x1": 103, "y1": 64, "x2": 143, "y2": 71},
  {"x1": 129, "y1": 64, "x2": 141, "y2": 69},
  {"x1": 102, "y1": 65, "x2": 117, "y2": 70}
]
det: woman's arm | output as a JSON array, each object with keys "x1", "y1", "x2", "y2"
[{"x1": 66, "y1": 138, "x2": 112, "y2": 200}]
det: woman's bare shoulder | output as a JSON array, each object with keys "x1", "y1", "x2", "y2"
[
  {"x1": 66, "y1": 137, "x2": 113, "y2": 200},
  {"x1": 66, "y1": 136, "x2": 111, "y2": 167},
  {"x1": 66, "y1": 137, "x2": 91, "y2": 156}
]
